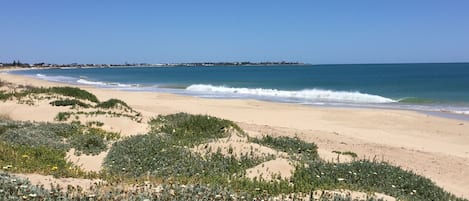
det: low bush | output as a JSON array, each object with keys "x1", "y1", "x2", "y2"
[
  {"x1": 0, "y1": 141, "x2": 84, "y2": 177},
  {"x1": 292, "y1": 160, "x2": 466, "y2": 201},
  {"x1": 69, "y1": 128, "x2": 119, "y2": 155},
  {"x1": 0, "y1": 122, "x2": 80, "y2": 150},
  {"x1": 0, "y1": 120, "x2": 116, "y2": 156},
  {"x1": 10, "y1": 86, "x2": 99, "y2": 103},
  {"x1": 97, "y1": 98, "x2": 130, "y2": 109},
  {"x1": 86, "y1": 121, "x2": 104, "y2": 127},
  {"x1": 0, "y1": 173, "x2": 384, "y2": 200},
  {"x1": 0, "y1": 91, "x2": 12, "y2": 100},
  {"x1": 251, "y1": 135, "x2": 318, "y2": 161},
  {"x1": 49, "y1": 99, "x2": 91, "y2": 108},
  {"x1": 104, "y1": 133, "x2": 267, "y2": 179},
  {"x1": 49, "y1": 87, "x2": 99, "y2": 103},
  {"x1": 149, "y1": 113, "x2": 243, "y2": 146},
  {"x1": 55, "y1": 112, "x2": 72, "y2": 121}
]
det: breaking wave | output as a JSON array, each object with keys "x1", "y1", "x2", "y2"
[
  {"x1": 77, "y1": 78, "x2": 137, "y2": 88},
  {"x1": 186, "y1": 84, "x2": 396, "y2": 104}
]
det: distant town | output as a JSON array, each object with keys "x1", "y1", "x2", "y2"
[{"x1": 0, "y1": 60, "x2": 306, "y2": 68}]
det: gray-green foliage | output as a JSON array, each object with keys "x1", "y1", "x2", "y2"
[
  {"x1": 1, "y1": 112, "x2": 467, "y2": 200},
  {"x1": 10, "y1": 86, "x2": 99, "y2": 103},
  {"x1": 250, "y1": 135, "x2": 319, "y2": 161},
  {"x1": 149, "y1": 113, "x2": 244, "y2": 146},
  {"x1": 96, "y1": 98, "x2": 131, "y2": 109},
  {"x1": 293, "y1": 160, "x2": 467, "y2": 201},
  {"x1": 0, "y1": 172, "x2": 386, "y2": 200},
  {"x1": 0, "y1": 173, "x2": 50, "y2": 200},
  {"x1": 0, "y1": 120, "x2": 117, "y2": 155},
  {"x1": 49, "y1": 98, "x2": 92, "y2": 108},
  {"x1": 0, "y1": 121, "x2": 80, "y2": 150},
  {"x1": 106, "y1": 113, "x2": 266, "y2": 179},
  {"x1": 104, "y1": 133, "x2": 269, "y2": 179},
  {"x1": 69, "y1": 129, "x2": 107, "y2": 156}
]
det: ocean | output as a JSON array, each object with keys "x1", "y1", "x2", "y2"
[{"x1": 10, "y1": 63, "x2": 469, "y2": 117}]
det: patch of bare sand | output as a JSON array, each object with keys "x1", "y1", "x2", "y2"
[
  {"x1": 245, "y1": 158, "x2": 294, "y2": 181},
  {"x1": 76, "y1": 115, "x2": 147, "y2": 136},
  {"x1": 317, "y1": 149, "x2": 354, "y2": 163},
  {"x1": 192, "y1": 132, "x2": 296, "y2": 181},
  {"x1": 192, "y1": 133, "x2": 288, "y2": 160},
  {"x1": 66, "y1": 149, "x2": 107, "y2": 172},
  {"x1": 12, "y1": 173, "x2": 104, "y2": 190}
]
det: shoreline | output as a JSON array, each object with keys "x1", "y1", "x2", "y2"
[
  {"x1": 1, "y1": 70, "x2": 469, "y2": 198},
  {"x1": 5, "y1": 67, "x2": 469, "y2": 122}
]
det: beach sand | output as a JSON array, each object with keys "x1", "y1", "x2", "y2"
[{"x1": 1, "y1": 71, "x2": 468, "y2": 198}]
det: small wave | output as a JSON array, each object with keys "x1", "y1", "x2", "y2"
[
  {"x1": 77, "y1": 78, "x2": 107, "y2": 86},
  {"x1": 443, "y1": 110, "x2": 469, "y2": 115},
  {"x1": 33, "y1": 73, "x2": 76, "y2": 82},
  {"x1": 186, "y1": 84, "x2": 396, "y2": 104},
  {"x1": 77, "y1": 78, "x2": 137, "y2": 88},
  {"x1": 398, "y1": 97, "x2": 435, "y2": 104}
]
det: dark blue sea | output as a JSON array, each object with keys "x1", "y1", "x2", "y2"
[{"x1": 10, "y1": 63, "x2": 469, "y2": 116}]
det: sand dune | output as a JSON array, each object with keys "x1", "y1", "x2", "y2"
[{"x1": 1, "y1": 71, "x2": 468, "y2": 198}]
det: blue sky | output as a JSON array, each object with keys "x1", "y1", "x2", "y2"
[{"x1": 1, "y1": 1, "x2": 469, "y2": 64}]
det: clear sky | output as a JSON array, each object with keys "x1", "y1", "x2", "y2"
[{"x1": 1, "y1": 0, "x2": 469, "y2": 64}]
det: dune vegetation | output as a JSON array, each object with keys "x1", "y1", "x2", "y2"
[{"x1": 0, "y1": 82, "x2": 467, "y2": 200}]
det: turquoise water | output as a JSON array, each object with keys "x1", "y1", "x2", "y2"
[{"x1": 10, "y1": 63, "x2": 469, "y2": 115}]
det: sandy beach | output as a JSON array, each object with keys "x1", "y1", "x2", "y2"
[{"x1": 1, "y1": 70, "x2": 468, "y2": 198}]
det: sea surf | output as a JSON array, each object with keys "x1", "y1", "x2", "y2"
[{"x1": 10, "y1": 63, "x2": 469, "y2": 119}]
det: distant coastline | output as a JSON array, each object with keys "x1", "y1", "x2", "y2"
[{"x1": 0, "y1": 61, "x2": 307, "y2": 69}]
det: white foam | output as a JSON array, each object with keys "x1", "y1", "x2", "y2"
[
  {"x1": 448, "y1": 110, "x2": 469, "y2": 115},
  {"x1": 76, "y1": 78, "x2": 106, "y2": 86},
  {"x1": 76, "y1": 78, "x2": 137, "y2": 88},
  {"x1": 33, "y1": 74, "x2": 76, "y2": 83},
  {"x1": 186, "y1": 84, "x2": 396, "y2": 104}
]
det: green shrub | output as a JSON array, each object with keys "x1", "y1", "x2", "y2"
[
  {"x1": 11, "y1": 86, "x2": 99, "y2": 103},
  {"x1": 0, "y1": 173, "x2": 50, "y2": 199},
  {"x1": 86, "y1": 121, "x2": 104, "y2": 127},
  {"x1": 0, "y1": 120, "x2": 115, "y2": 156},
  {"x1": 97, "y1": 98, "x2": 131, "y2": 109},
  {"x1": 0, "y1": 141, "x2": 83, "y2": 177},
  {"x1": 149, "y1": 113, "x2": 243, "y2": 146},
  {"x1": 0, "y1": 173, "x2": 380, "y2": 201},
  {"x1": 292, "y1": 160, "x2": 466, "y2": 201},
  {"x1": 0, "y1": 122, "x2": 80, "y2": 150},
  {"x1": 69, "y1": 128, "x2": 119, "y2": 155},
  {"x1": 0, "y1": 120, "x2": 22, "y2": 135},
  {"x1": 50, "y1": 99, "x2": 91, "y2": 108},
  {"x1": 251, "y1": 135, "x2": 318, "y2": 161},
  {"x1": 55, "y1": 112, "x2": 72, "y2": 121},
  {"x1": 104, "y1": 133, "x2": 268, "y2": 179},
  {"x1": 69, "y1": 132, "x2": 106, "y2": 156},
  {"x1": 49, "y1": 87, "x2": 99, "y2": 103},
  {"x1": 0, "y1": 91, "x2": 12, "y2": 100}
]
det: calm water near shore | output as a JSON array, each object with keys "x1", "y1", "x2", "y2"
[{"x1": 10, "y1": 63, "x2": 469, "y2": 118}]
